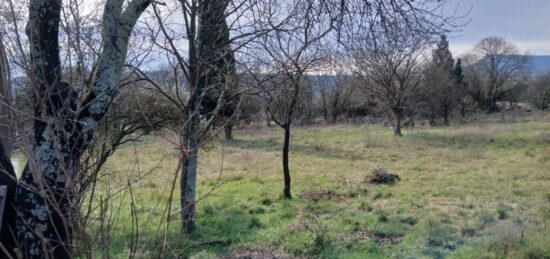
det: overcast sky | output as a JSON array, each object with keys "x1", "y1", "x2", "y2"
[{"x1": 448, "y1": 0, "x2": 550, "y2": 56}]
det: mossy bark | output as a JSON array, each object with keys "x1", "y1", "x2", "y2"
[{"x1": 0, "y1": 0, "x2": 151, "y2": 257}]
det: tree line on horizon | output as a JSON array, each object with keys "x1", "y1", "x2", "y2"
[{"x1": 0, "y1": 0, "x2": 548, "y2": 257}]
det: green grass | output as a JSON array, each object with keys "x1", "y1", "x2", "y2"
[{"x1": 88, "y1": 120, "x2": 550, "y2": 258}]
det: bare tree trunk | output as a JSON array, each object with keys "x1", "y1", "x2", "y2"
[
  {"x1": 224, "y1": 124, "x2": 233, "y2": 140},
  {"x1": 321, "y1": 90, "x2": 329, "y2": 123},
  {"x1": 282, "y1": 124, "x2": 292, "y2": 198},
  {"x1": 393, "y1": 110, "x2": 403, "y2": 136},
  {"x1": 331, "y1": 91, "x2": 340, "y2": 123},
  {"x1": 4, "y1": 0, "x2": 151, "y2": 257},
  {"x1": 0, "y1": 41, "x2": 14, "y2": 255},
  {"x1": 0, "y1": 37, "x2": 12, "y2": 156},
  {"x1": 0, "y1": 139, "x2": 16, "y2": 257},
  {"x1": 265, "y1": 108, "x2": 272, "y2": 127},
  {"x1": 181, "y1": 111, "x2": 200, "y2": 233},
  {"x1": 429, "y1": 110, "x2": 436, "y2": 126},
  {"x1": 15, "y1": 2, "x2": 74, "y2": 256},
  {"x1": 178, "y1": 0, "x2": 231, "y2": 233},
  {"x1": 460, "y1": 102, "x2": 466, "y2": 118},
  {"x1": 489, "y1": 98, "x2": 499, "y2": 113},
  {"x1": 442, "y1": 105, "x2": 450, "y2": 126}
]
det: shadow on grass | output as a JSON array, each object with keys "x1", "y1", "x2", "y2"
[
  {"x1": 106, "y1": 202, "x2": 271, "y2": 257},
  {"x1": 410, "y1": 131, "x2": 548, "y2": 150},
  {"x1": 226, "y1": 137, "x2": 363, "y2": 161}
]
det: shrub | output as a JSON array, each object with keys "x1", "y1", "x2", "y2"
[
  {"x1": 248, "y1": 217, "x2": 263, "y2": 228},
  {"x1": 496, "y1": 204, "x2": 511, "y2": 220},
  {"x1": 366, "y1": 164, "x2": 400, "y2": 185},
  {"x1": 260, "y1": 197, "x2": 272, "y2": 206},
  {"x1": 375, "y1": 209, "x2": 389, "y2": 223},
  {"x1": 400, "y1": 216, "x2": 418, "y2": 225},
  {"x1": 461, "y1": 227, "x2": 476, "y2": 237},
  {"x1": 359, "y1": 201, "x2": 373, "y2": 212}
]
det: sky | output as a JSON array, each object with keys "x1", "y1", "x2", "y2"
[{"x1": 448, "y1": 0, "x2": 550, "y2": 56}]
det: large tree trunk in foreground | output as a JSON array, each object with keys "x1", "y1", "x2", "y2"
[
  {"x1": 0, "y1": 37, "x2": 15, "y2": 253},
  {"x1": 0, "y1": 0, "x2": 151, "y2": 257},
  {"x1": 282, "y1": 124, "x2": 292, "y2": 198},
  {"x1": 15, "y1": 1, "x2": 73, "y2": 256},
  {"x1": 0, "y1": 139, "x2": 17, "y2": 257},
  {"x1": 0, "y1": 38, "x2": 12, "y2": 156}
]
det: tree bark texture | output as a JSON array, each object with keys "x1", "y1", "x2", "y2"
[
  {"x1": 0, "y1": 139, "x2": 17, "y2": 257},
  {"x1": 224, "y1": 124, "x2": 233, "y2": 140},
  {"x1": 0, "y1": 0, "x2": 151, "y2": 257},
  {"x1": 180, "y1": 110, "x2": 200, "y2": 233},
  {"x1": 179, "y1": 0, "x2": 231, "y2": 232},
  {"x1": 0, "y1": 37, "x2": 12, "y2": 156},
  {"x1": 282, "y1": 125, "x2": 292, "y2": 198},
  {"x1": 393, "y1": 109, "x2": 403, "y2": 136}
]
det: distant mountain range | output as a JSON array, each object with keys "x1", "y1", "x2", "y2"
[
  {"x1": 10, "y1": 55, "x2": 550, "y2": 91},
  {"x1": 529, "y1": 55, "x2": 550, "y2": 75}
]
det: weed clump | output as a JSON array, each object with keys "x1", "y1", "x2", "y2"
[
  {"x1": 460, "y1": 227, "x2": 476, "y2": 237},
  {"x1": 366, "y1": 164, "x2": 400, "y2": 185},
  {"x1": 375, "y1": 209, "x2": 389, "y2": 222},
  {"x1": 496, "y1": 204, "x2": 512, "y2": 220},
  {"x1": 359, "y1": 201, "x2": 373, "y2": 212},
  {"x1": 400, "y1": 216, "x2": 418, "y2": 225},
  {"x1": 260, "y1": 197, "x2": 272, "y2": 206},
  {"x1": 248, "y1": 217, "x2": 263, "y2": 228}
]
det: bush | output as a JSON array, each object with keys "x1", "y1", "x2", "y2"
[
  {"x1": 366, "y1": 164, "x2": 400, "y2": 185},
  {"x1": 400, "y1": 216, "x2": 418, "y2": 225},
  {"x1": 496, "y1": 204, "x2": 511, "y2": 220},
  {"x1": 375, "y1": 209, "x2": 389, "y2": 223}
]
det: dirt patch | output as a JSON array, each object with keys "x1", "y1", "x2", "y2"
[
  {"x1": 288, "y1": 221, "x2": 307, "y2": 233},
  {"x1": 222, "y1": 249, "x2": 279, "y2": 259},
  {"x1": 352, "y1": 231, "x2": 403, "y2": 245},
  {"x1": 301, "y1": 187, "x2": 368, "y2": 202},
  {"x1": 301, "y1": 189, "x2": 345, "y2": 202}
]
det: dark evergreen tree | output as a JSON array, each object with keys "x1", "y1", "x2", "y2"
[
  {"x1": 422, "y1": 34, "x2": 457, "y2": 125},
  {"x1": 453, "y1": 58, "x2": 469, "y2": 117}
]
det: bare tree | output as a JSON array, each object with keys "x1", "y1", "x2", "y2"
[
  {"x1": 248, "y1": 0, "x2": 333, "y2": 198},
  {"x1": 526, "y1": 72, "x2": 550, "y2": 110},
  {"x1": 462, "y1": 37, "x2": 530, "y2": 112},
  {"x1": 145, "y1": 0, "x2": 273, "y2": 232},
  {"x1": 341, "y1": 0, "x2": 464, "y2": 135},
  {"x1": 316, "y1": 53, "x2": 355, "y2": 124},
  {"x1": 0, "y1": 0, "x2": 152, "y2": 257},
  {"x1": 352, "y1": 31, "x2": 427, "y2": 136}
]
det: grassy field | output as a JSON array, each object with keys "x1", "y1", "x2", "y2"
[{"x1": 94, "y1": 118, "x2": 550, "y2": 258}]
